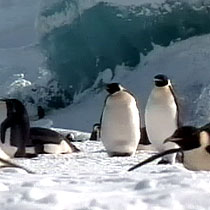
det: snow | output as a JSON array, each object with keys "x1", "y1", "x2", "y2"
[{"x1": 1, "y1": 137, "x2": 210, "y2": 210}]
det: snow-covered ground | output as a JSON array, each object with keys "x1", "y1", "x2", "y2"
[{"x1": 1, "y1": 137, "x2": 210, "y2": 210}]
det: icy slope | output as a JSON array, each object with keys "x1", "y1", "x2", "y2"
[{"x1": 49, "y1": 34, "x2": 210, "y2": 131}]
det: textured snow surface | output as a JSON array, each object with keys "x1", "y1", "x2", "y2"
[{"x1": 0, "y1": 138, "x2": 210, "y2": 210}]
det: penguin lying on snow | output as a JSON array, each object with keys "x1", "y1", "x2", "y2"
[
  {"x1": 128, "y1": 125, "x2": 210, "y2": 171},
  {"x1": 0, "y1": 99, "x2": 79, "y2": 157},
  {"x1": 29, "y1": 127, "x2": 80, "y2": 154},
  {"x1": 145, "y1": 74, "x2": 181, "y2": 164},
  {"x1": 100, "y1": 83, "x2": 140, "y2": 157}
]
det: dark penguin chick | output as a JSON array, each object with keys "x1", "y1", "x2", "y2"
[
  {"x1": 90, "y1": 123, "x2": 101, "y2": 141},
  {"x1": 128, "y1": 126, "x2": 210, "y2": 171},
  {"x1": 29, "y1": 127, "x2": 80, "y2": 154},
  {"x1": 100, "y1": 83, "x2": 140, "y2": 157},
  {"x1": 0, "y1": 99, "x2": 32, "y2": 158},
  {"x1": 145, "y1": 74, "x2": 180, "y2": 164}
]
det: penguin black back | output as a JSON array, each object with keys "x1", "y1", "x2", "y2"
[{"x1": 165, "y1": 126, "x2": 201, "y2": 151}]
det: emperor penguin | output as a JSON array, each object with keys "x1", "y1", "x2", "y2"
[
  {"x1": 29, "y1": 127, "x2": 80, "y2": 154},
  {"x1": 128, "y1": 125, "x2": 210, "y2": 171},
  {"x1": 145, "y1": 74, "x2": 180, "y2": 164},
  {"x1": 100, "y1": 83, "x2": 140, "y2": 157},
  {"x1": 164, "y1": 126, "x2": 210, "y2": 171}
]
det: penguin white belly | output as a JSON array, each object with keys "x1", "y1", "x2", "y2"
[
  {"x1": 43, "y1": 140, "x2": 73, "y2": 154},
  {"x1": 145, "y1": 88, "x2": 178, "y2": 151},
  {"x1": 183, "y1": 148, "x2": 210, "y2": 171},
  {"x1": 101, "y1": 99, "x2": 140, "y2": 155}
]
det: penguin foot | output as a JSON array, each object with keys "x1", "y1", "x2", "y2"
[
  {"x1": 14, "y1": 152, "x2": 37, "y2": 158},
  {"x1": 157, "y1": 158, "x2": 172, "y2": 164},
  {"x1": 108, "y1": 152, "x2": 132, "y2": 157}
]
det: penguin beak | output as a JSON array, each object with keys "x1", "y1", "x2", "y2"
[
  {"x1": 163, "y1": 137, "x2": 184, "y2": 149},
  {"x1": 128, "y1": 147, "x2": 182, "y2": 171},
  {"x1": 105, "y1": 86, "x2": 112, "y2": 94},
  {"x1": 163, "y1": 137, "x2": 182, "y2": 144},
  {"x1": 153, "y1": 78, "x2": 162, "y2": 83},
  {"x1": 164, "y1": 137, "x2": 182, "y2": 144}
]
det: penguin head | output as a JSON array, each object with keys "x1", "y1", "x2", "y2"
[
  {"x1": 10, "y1": 99, "x2": 26, "y2": 114},
  {"x1": 154, "y1": 74, "x2": 170, "y2": 87},
  {"x1": 106, "y1": 83, "x2": 124, "y2": 94},
  {"x1": 164, "y1": 126, "x2": 201, "y2": 151},
  {"x1": 93, "y1": 123, "x2": 100, "y2": 131}
]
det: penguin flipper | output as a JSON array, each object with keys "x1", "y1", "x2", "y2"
[
  {"x1": 1, "y1": 117, "x2": 14, "y2": 143},
  {"x1": 205, "y1": 145, "x2": 210, "y2": 154}
]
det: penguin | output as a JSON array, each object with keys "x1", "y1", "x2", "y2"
[
  {"x1": 90, "y1": 123, "x2": 101, "y2": 141},
  {"x1": 164, "y1": 126, "x2": 210, "y2": 171},
  {"x1": 0, "y1": 99, "x2": 79, "y2": 157},
  {"x1": 145, "y1": 74, "x2": 180, "y2": 164},
  {"x1": 100, "y1": 83, "x2": 140, "y2": 156},
  {"x1": 29, "y1": 127, "x2": 80, "y2": 154},
  {"x1": 128, "y1": 125, "x2": 210, "y2": 171},
  {"x1": 0, "y1": 99, "x2": 31, "y2": 157}
]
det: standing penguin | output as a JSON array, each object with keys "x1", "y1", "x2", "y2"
[
  {"x1": 100, "y1": 83, "x2": 140, "y2": 156},
  {"x1": 145, "y1": 74, "x2": 180, "y2": 163},
  {"x1": 0, "y1": 99, "x2": 31, "y2": 157}
]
